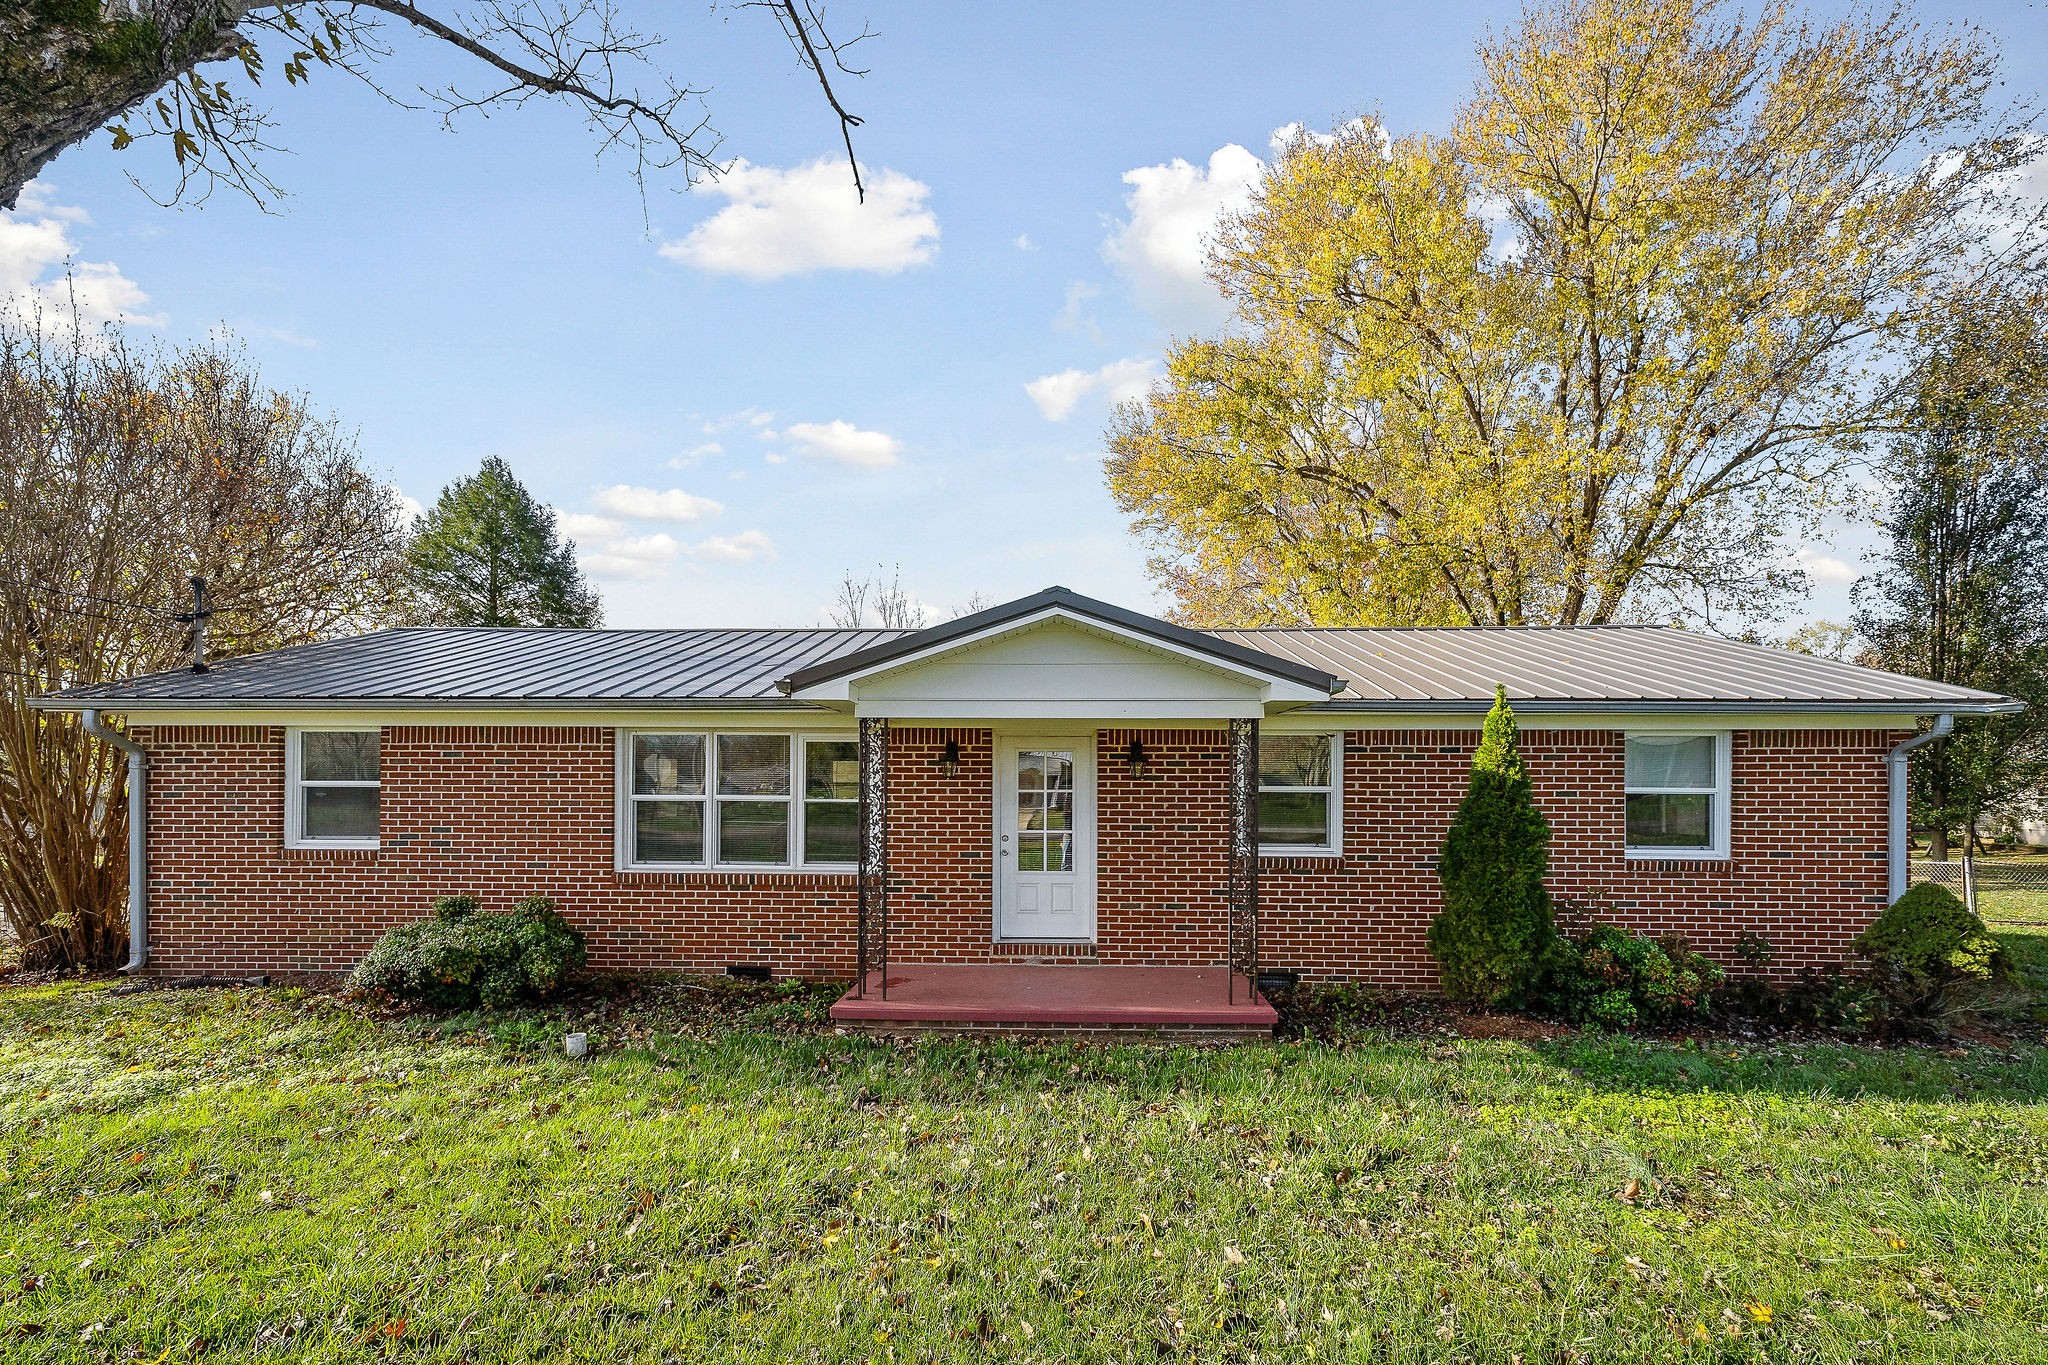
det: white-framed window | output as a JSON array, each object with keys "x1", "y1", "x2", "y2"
[
  {"x1": 800, "y1": 736, "x2": 862, "y2": 865},
  {"x1": 1623, "y1": 732, "x2": 1730, "y2": 859},
  {"x1": 1256, "y1": 731, "x2": 1341, "y2": 856},
  {"x1": 285, "y1": 728, "x2": 380, "y2": 849},
  {"x1": 618, "y1": 731, "x2": 858, "y2": 870}
]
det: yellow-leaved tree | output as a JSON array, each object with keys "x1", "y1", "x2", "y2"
[{"x1": 1105, "y1": 0, "x2": 2047, "y2": 626}]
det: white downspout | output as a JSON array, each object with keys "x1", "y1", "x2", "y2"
[
  {"x1": 1886, "y1": 713, "x2": 1953, "y2": 904},
  {"x1": 82, "y1": 709, "x2": 148, "y2": 972}
]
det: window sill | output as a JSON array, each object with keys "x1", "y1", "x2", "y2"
[
  {"x1": 1259, "y1": 847, "x2": 1341, "y2": 860},
  {"x1": 1625, "y1": 849, "x2": 1729, "y2": 862},
  {"x1": 617, "y1": 864, "x2": 858, "y2": 876},
  {"x1": 285, "y1": 839, "x2": 380, "y2": 852}
]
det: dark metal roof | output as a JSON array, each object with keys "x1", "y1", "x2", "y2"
[
  {"x1": 40, "y1": 627, "x2": 910, "y2": 707},
  {"x1": 778, "y1": 585, "x2": 1343, "y2": 694},
  {"x1": 34, "y1": 602, "x2": 2022, "y2": 715},
  {"x1": 1208, "y1": 626, "x2": 2020, "y2": 712}
]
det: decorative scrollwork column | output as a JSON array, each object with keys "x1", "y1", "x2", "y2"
[
  {"x1": 1226, "y1": 716, "x2": 1260, "y2": 1002},
  {"x1": 855, "y1": 717, "x2": 890, "y2": 999}
]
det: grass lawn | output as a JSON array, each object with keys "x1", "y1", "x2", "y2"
[{"x1": 2, "y1": 975, "x2": 2045, "y2": 1364}]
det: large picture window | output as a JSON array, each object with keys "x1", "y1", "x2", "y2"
[
  {"x1": 620, "y1": 732, "x2": 857, "y2": 869},
  {"x1": 1256, "y1": 733, "x2": 1340, "y2": 855},
  {"x1": 1624, "y1": 733, "x2": 1729, "y2": 858},
  {"x1": 286, "y1": 729, "x2": 380, "y2": 848}
]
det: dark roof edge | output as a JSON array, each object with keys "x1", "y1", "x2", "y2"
[
  {"x1": 28, "y1": 696, "x2": 837, "y2": 713},
  {"x1": 778, "y1": 586, "x2": 1343, "y2": 694},
  {"x1": 1300, "y1": 697, "x2": 2026, "y2": 716}
]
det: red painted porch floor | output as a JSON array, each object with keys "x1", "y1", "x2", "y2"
[{"x1": 828, "y1": 964, "x2": 1278, "y2": 1031}]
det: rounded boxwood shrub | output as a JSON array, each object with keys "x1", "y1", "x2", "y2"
[
  {"x1": 348, "y1": 894, "x2": 587, "y2": 1009},
  {"x1": 1538, "y1": 924, "x2": 1724, "y2": 1029},
  {"x1": 1854, "y1": 883, "x2": 2014, "y2": 1026}
]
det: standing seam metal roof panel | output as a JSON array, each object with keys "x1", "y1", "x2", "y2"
[{"x1": 34, "y1": 621, "x2": 2017, "y2": 709}]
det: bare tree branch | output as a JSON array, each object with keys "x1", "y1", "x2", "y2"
[
  {"x1": 750, "y1": 0, "x2": 871, "y2": 200},
  {"x1": 2, "y1": 0, "x2": 870, "y2": 210}
]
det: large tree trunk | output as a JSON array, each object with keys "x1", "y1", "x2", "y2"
[{"x1": 0, "y1": 1, "x2": 250, "y2": 209}]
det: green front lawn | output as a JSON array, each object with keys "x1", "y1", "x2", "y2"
[{"x1": 2, "y1": 979, "x2": 2045, "y2": 1363}]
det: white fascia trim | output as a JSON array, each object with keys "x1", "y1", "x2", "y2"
[
  {"x1": 792, "y1": 607, "x2": 1332, "y2": 705},
  {"x1": 121, "y1": 707, "x2": 853, "y2": 730},
  {"x1": 1269, "y1": 709, "x2": 1934, "y2": 732}
]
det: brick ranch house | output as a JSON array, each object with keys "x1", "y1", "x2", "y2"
[{"x1": 38, "y1": 587, "x2": 2020, "y2": 1035}]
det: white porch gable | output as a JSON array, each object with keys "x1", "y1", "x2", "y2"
[{"x1": 784, "y1": 606, "x2": 1333, "y2": 719}]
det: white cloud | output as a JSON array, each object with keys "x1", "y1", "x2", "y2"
[
  {"x1": 591, "y1": 485, "x2": 724, "y2": 522},
  {"x1": 692, "y1": 530, "x2": 777, "y2": 563},
  {"x1": 0, "y1": 182, "x2": 162, "y2": 330},
  {"x1": 659, "y1": 159, "x2": 939, "y2": 280},
  {"x1": 666, "y1": 441, "x2": 724, "y2": 469},
  {"x1": 1469, "y1": 191, "x2": 1527, "y2": 266},
  {"x1": 556, "y1": 510, "x2": 625, "y2": 541},
  {"x1": 580, "y1": 532, "x2": 682, "y2": 580},
  {"x1": 392, "y1": 488, "x2": 424, "y2": 522},
  {"x1": 1789, "y1": 545, "x2": 1858, "y2": 587},
  {"x1": 1269, "y1": 117, "x2": 1385, "y2": 159},
  {"x1": 1973, "y1": 135, "x2": 2048, "y2": 259},
  {"x1": 1025, "y1": 357, "x2": 1160, "y2": 422},
  {"x1": 254, "y1": 323, "x2": 317, "y2": 349},
  {"x1": 1052, "y1": 280, "x2": 1102, "y2": 340},
  {"x1": 1102, "y1": 144, "x2": 1264, "y2": 333},
  {"x1": 579, "y1": 526, "x2": 776, "y2": 580},
  {"x1": 783, "y1": 419, "x2": 902, "y2": 469},
  {"x1": 1014, "y1": 233, "x2": 1035, "y2": 251},
  {"x1": 700, "y1": 407, "x2": 777, "y2": 435}
]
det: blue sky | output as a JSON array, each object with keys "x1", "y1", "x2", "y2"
[{"x1": 6, "y1": 0, "x2": 2046, "y2": 628}]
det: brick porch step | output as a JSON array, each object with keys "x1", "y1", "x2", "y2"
[{"x1": 828, "y1": 964, "x2": 1277, "y2": 1035}]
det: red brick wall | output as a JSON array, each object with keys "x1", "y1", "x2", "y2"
[
  {"x1": 131, "y1": 722, "x2": 1904, "y2": 988},
  {"x1": 135, "y1": 725, "x2": 858, "y2": 979},
  {"x1": 1259, "y1": 727, "x2": 1906, "y2": 989},
  {"x1": 883, "y1": 728, "x2": 995, "y2": 961},
  {"x1": 1095, "y1": 728, "x2": 1231, "y2": 966}
]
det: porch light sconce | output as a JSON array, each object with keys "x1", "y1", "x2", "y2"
[
  {"x1": 1123, "y1": 739, "x2": 1153, "y2": 780},
  {"x1": 930, "y1": 738, "x2": 962, "y2": 779}
]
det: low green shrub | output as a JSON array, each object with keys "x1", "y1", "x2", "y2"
[
  {"x1": 348, "y1": 894, "x2": 588, "y2": 1009},
  {"x1": 1854, "y1": 883, "x2": 2018, "y2": 1030},
  {"x1": 1538, "y1": 924, "x2": 1724, "y2": 1030},
  {"x1": 1718, "y1": 965, "x2": 1884, "y2": 1033}
]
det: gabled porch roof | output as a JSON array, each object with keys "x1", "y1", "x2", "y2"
[{"x1": 777, "y1": 586, "x2": 1345, "y2": 715}]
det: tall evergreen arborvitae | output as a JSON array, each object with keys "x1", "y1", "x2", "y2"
[
  {"x1": 1429, "y1": 686, "x2": 1554, "y2": 1004},
  {"x1": 404, "y1": 457, "x2": 603, "y2": 627}
]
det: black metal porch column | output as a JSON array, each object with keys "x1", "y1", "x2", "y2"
[
  {"x1": 855, "y1": 716, "x2": 890, "y2": 999},
  {"x1": 1226, "y1": 717, "x2": 1260, "y2": 1003}
]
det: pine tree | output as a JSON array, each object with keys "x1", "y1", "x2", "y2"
[
  {"x1": 1429, "y1": 686, "x2": 1555, "y2": 1004},
  {"x1": 1853, "y1": 307, "x2": 2048, "y2": 857},
  {"x1": 404, "y1": 457, "x2": 603, "y2": 627}
]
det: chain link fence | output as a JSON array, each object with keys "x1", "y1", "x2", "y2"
[{"x1": 1911, "y1": 857, "x2": 2048, "y2": 922}]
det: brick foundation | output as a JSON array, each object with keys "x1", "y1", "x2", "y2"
[{"x1": 130, "y1": 722, "x2": 1905, "y2": 989}]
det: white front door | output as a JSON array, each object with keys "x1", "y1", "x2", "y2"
[{"x1": 996, "y1": 739, "x2": 1095, "y2": 941}]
